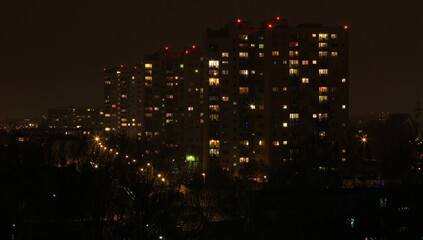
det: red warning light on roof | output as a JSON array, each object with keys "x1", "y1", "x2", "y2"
[
  {"x1": 165, "y1": 46, "x2": 169, "y2": 50},
  {"x1": 134, "y1": 66, "x2": 137, "y2": 69},
  {"x1": 237, "y1": 19, "x2": 241, "y2": 23},
  {"x1": 192, "y1": 45, "x2": 196, "y2": 49},
  {"x1": 276, "y1": 17, "x2": 280, "y2": 20},
  {"x1": 103, "y1": 68, "x2": 106, "y2": 71},
  {"x1": 344, "y1": 25, "x2": 348, "y2": 30},
  {"x1": 120, "y1": 65, "x2": 123, "y2": 68},
  {"x1": 268, "y1": 24, "x2": 272, "y2": 28},
  {"x1": 185, "y1": 50, "x2": 189, "y2": 54}
]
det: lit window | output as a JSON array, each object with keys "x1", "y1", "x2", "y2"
[
  {"x1": 222, "y1": 70, "x2": 229, "y2": 75},
  {"x1": 273, "y1": 141, "x2": 280, "y2": 146},
  {"x1": 145, "y1": 63, "x2": 152, "y2": 69},
  {"x1": 319, "y1": 96, "x2": 328, "y2": 103},
  {"x1": 209, "y1": 149, "x2": 219, "y2": 156},
  {"x1": 145, "y1": 76, "x2": 152, "y2": 81},
  {"x1": 289, "y1": 51, "x2": 299, "y2": 57},
  {"x1": 240, "y1": 140, "x2": 249, "y2": 146},
  {"x1": 283, "y1": 105, "x2": 288, "y2": 109},
  {"x1": 342, "y1": 78, "x2": 347, "y2": 83},
  {"x1": 222, "y1": 96, "x2": 229, "y2": 101},
  {"x1": 289, "y1": 60, "x2": 299, "y2": 67},
  {"x1": 318, "y1": 33, "x2": 329, "y2": 41},
  {"x1": 312, "y1": 33, "x2": 317, "y2": 37},
  {"x1": 289, "y1": 68, "x2": 299, "y2": 76},
  {"x1": 239, "y1": 34, "x2": 248, "y2": 40},
  {"x1": 283, "y1": 141, "x2": 288, "y2": 145},
  {"x1": 209, "y1": 114, "x2": 219, "y2": 120},
  {"x1": 302, "y1": 60, "x2": 309, "y2": 65},
  {"x1": 209, "y1": 69, "x2": 219, "y2": 76},
  {"x1": 239, "y1": 87, "x2": 249, "y2": 94},
  {"x1": 289, "y1": 42, "x2": 299, "y2": 47},
  {"x1": 342, "y1": 105, "x2": 346, "y2": 109},
  {"x1": 302, "y1": 78, "x2": 309, "y2": 83},
  {"x1": 239, "y1": 70, "x2": 248, "y2": 76},
  {"x1": 250, "y1": 43, "x2": 255, "y2": 47},
  {"x1": 289, "y1": 113, "x2": 299, "y2": 119},
  {"x1": 239, "y1": 52, "x2": 249, "y2": 57},
  {"x1": 283, "y1": 122, "x2": 288, "y2": 127},
  {"x1": 318, "y1": 42, "x2": 328, "y2": 48},
  {"x1": 319, "y1": 69, "x2": 328, "y2": 76},
  {"x1": 259, "y1": 52, "x2": 264, "y2": 57},
  {"x1": 209, "y1": 105, "x2": 219, "y2": 111},
  {"x1": 222, "y1": 52, "x2": 229, "y2": 57},
  {"x1": 209, "y1": 60, "x2": 219, "y2": 68},
  {"x1": 272, "y1": 51, "x2": 279, "y2": 56},
  {"x1": 131, "y1": 76, "x2": 135, "y2": 79},
  {"x1": 319, "y1": 87, "x2": 328, "y2": 94},
  {"x1": 319, "y1": 51, "x2": 328, "y2": 58},
  {"x1": 239, "y1": 157, "x2": 249, "y2": 163},
  {"x1": 188, "y1": 107, "x2": 194, "y2": 111},
  {"x1": 331, "y1": 33, "x2": 337, "y2": 39},
  {"x1": 342, "y1": 149, "x2": 346, "y2": 153},
  {"x1": 209, "y1": 139, "x2": 220, "y2": 148},
  {"x1": 331, "y1": 51, "x2": 338, "y2": 57},
  {"x1": 272, "y1": 87, "x2": 279, "y2": 92},
  {"x1": 259, "y1": 44, "x2": 264, "y2": 49},
  {"x1": 283, "y1": 87, "x2": 287, "y2": 91},
  {"x1": 312, "y1": 114, "x2": 317, "y2": 118},
  {"x1": 341, "y1": 157, "x2": 346, "y2": 162},
  {"x1": 209, "y1": 78, "x2": 219, "y2": 86},
  {"x1": 312, "y1": 60, "x2": 317, "y2": 64}
]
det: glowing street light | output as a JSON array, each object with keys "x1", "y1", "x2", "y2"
[
  {"x1": 95, "y1": 137, "x2": 100, "y2": 141},
  {"x1": 202, "y1": 172, "x2": 206, "y2": 185}
]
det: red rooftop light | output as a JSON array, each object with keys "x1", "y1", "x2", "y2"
[
  {"x1": 237, "y1": 19, "x2": 241, "y2": 23},
  {"x1": 344, "y1": 25, "x2": 348, "y2": 30},
  {"x1": 120, "y1": 65, "x2": 123, "y2": 68},
  {"x1": 268, "y1": 24, "x2": 272, "y2": 28},
  {"x1": 192, "y1": 45, "x2": 196, "y2": 49},
  {"x1": 103, "y1": 68, "x2": 106, "y2": 71},
  {"x1": 165, "y1": 46, "x2": 169, "y2": 50},
  {"x1": 276, "y1": 16, "x2": 280, "y2": 20},
  {"x1": 134, "y1": 66, "x2": 137, "y2": 69},
  {"x1": 185, "y1": 50, "x2": 189, "y2": 54}
]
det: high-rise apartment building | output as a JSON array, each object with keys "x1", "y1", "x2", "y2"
[
  {"x1": 103, "y1": 18, "x2": 349, "y2": 174},
  {"x1": 202, "y1": 18, "x2": 349, "y2": 172},
  {"x1": 103, "y1": 65, "x2": 144, "y2": 137},
  {"x1": 141, "y1": 47, "x2": 204, "y2": 169}
]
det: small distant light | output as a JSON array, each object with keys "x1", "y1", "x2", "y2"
[
  {"x1": 344, "y1": 25, "x2": 348, "y2": 30},
  {"x1": 362, "y1": 137, "x2": 367, "y2": 143},
  {"x1": 276, "y1": 16, "x2": 280, "y2": 20},
  {"x1": 237, "y1": 19, "x2": 241, "y2": 23},
  {"x1": 95, "y1": 137, "x2": 99, "y2": 141},
  {"x1": 103, "y1": 68, "x2": 106, "y2": 71},
  {"x1": 268, "y1": 24, "x2": 272, "y2": 28},
  {"x1": 52, "y1": 194, "x2": 56, "y2": 198},
  {"x1": 12, "y1": 224, "x2": 16, "y2": 228},
  {"x1": 165, "y1": 46, "x2": 169, "y2": 50},
  {"x1": 120, "y1": 64, "x2": 123, "y2": 68},
  {"x1": 158, "y1": 174, "x2": 162, "y2": 178},
  {"x1": 159, "y1": 236, "x2": 163, "y2": 239},
  {"x1": 134, "y1": 66, "x2": 137, "y2": 69},
  {"x1": 192, "y1": 45, "x2": 196, "y2": 49},
  {"x1": 185, "y1": 50, "x2": 189, "y2": 54},
  {"x1": 161, "y1": 178, "x2": 165, "y2": 182}
]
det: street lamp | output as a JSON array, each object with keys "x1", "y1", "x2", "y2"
[{"x1": 202, "y1": 172, "x2": 206, "y2": 185}]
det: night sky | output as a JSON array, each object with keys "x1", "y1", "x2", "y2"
[{"x1": 1, "y1": 0, "x2": 422, "y2": 119}]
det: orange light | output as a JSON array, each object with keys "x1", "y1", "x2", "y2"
[
  {"x1": 137, "y1": 123, "x2": 141, "y2": 126},
  {"x1": 344, "y1": 25, "x2": 348, "y2": 30},
  {"x1": 237, "y1": 19, "x2": 241, "y2": 23},
  {"x1": 165, "y1": 46, "x2": 169, "y2": 50},
  {"x1": 268, "y1": 24, "x2": 272, "y2": 28}
]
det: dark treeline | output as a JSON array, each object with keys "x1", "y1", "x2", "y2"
[{"x1": 2, "y1": 136, "x2": 423, "y2": 239}]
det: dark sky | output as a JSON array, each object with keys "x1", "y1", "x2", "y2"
[{"x1": 1, "y1": 0, "x2": 422, "y2": 119}]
